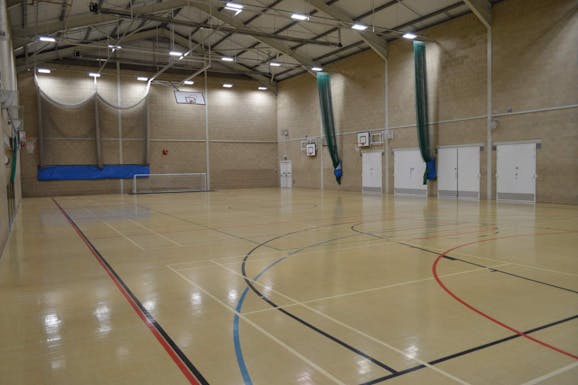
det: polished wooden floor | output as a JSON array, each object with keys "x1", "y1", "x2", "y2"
[{"x1": 1, "y1": 188, "x2": 577, "y2": 385}]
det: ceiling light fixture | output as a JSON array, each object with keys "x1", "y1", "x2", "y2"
[
  {"x1": 352, "y1": 24, "x2": 368, "y2": 31},
  {"x1": 291, "y1": 13, "x2": 310, "y2": 21},
  {"x1": 39, "y1": 36, "x2": 56, "y2": 43},
  {"x1": 311, "y1": 66, "x2": 323, "y2": 72},
  {"x1": 222, "y1": 83, "x2": 233, "y2": 88},
  {"x1": 37, "y1": 68, "x2": 51, "y2": 74},
  {"x1": 108, "y1": 44, "x2": 122, "y2": 51},
  {"x1": 269, "y1": 62, "x2": 282, "y2": 67},
  {"x1": 221, "y1": 57, "x2": 234, "y2": 62},
  {"x1": 89, "y1": 72, "x2": 101, "y2": 78},
  {"x1": 183, "y1": 80, "x2": 194, "y2": 85},
  {"x1": 402, "y1": 33, "x2": 417, "y2": 40},
  {"x1": 225, "y1": 2, "x2": 243, "y2": 16},
  {"x1": 169, "y1": 50, "x2": 184, "y2": 57},
  {"x1": 137, "y1": 76, "x2": 148, "y2": 81},
  {"x1": 258, "y1": 86, "x2": 268, "y2": 91}
]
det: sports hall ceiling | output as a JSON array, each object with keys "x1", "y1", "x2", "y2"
[{"x1": 7, "y1": 0, "x2": 501, "y2": 84}]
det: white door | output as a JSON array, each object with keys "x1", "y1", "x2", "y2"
[
  {"x1": 394, "y1": 149, "x2": 427, "y2": 196},
  {"x1": 280, "y1": 160, "x2": 292, "y2": 189},
  {"x1": 362, "y1": 152, "x2": 382, "y2": 193},
  {"x1": 497, "y1": 143, "x2": 536, "y2": 202},
  {"x1": 457, "y1": 146, "x2": 480, "y2": 200},
  {"x1": 437, "y1": 148, "x2": 458, "y2": 198}
]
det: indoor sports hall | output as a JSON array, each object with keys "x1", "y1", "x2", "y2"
[{"x1": 0, "y1": 1, "x2": 577, "y2": 384}]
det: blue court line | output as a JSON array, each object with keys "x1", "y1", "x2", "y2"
[{"x1": 233, "y1": 233, "x2": 399, "y2": 385}]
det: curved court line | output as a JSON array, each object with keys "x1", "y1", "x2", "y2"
[
  {"x1": 53, "y1": 199, "x2": 209, "y2": 385},
  {"x1": 432, "y1": 232, "x2": 578, "y2": 361},
  {"x1": 233, "y1": 234, "x2": 401, "y2": 385},
  {"x1": 233, "y1": 225, "x2": 473, "y2": 385}
]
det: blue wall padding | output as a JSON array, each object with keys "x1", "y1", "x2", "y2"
[
  {"x1": 38, "y1": 164, "x2": 150, "y2": 181},
  {"x1": 426, "y1": 159, "x2": 437, "y2": 180}
]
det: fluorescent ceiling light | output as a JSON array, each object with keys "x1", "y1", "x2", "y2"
[
  {"x1": 311, "y1": 66, "x2": 323, "y2": 72},
  {"x1": 291, "y1": 13, "x2": 310, "y2": 21},
  {"x1": 37, "y1": 68, "x2": 51, "y2": 74},
  {"x1": 39, "y1": 36, "x2": 56, "y2": 43},
  {"x1": 221, "y1": 57, "x2": 234, "y2": 62},
  {"x1": 222, "y1": 83, "x2": 233, "y2": 88},
  {"x1": 108, "y1": 44, "x2": 122, "y2": 50},
  {"x1": 89, "y1": 73, "x2": 101, "y2": 78},
  {"x1": 258, "y1": 86, "x2": 268, "y2": 91},
  {"x1": 169, "y1": 50, "x2": 184, "y2": 57},
  {"x1": 352, "y1": 24, "x2": 368, "y2": 31},
  {"x1": 402, "y1": 33, "x2": 417, "y2": 40},
  {"x1": 183, "y1": 80, "x2": 194, "y2": 85},
  {"x1": 137, "y1": 76, "x2": 148, "y2": 81},
  {"x1": 225, "y1": 2, "x2": 243, "y2": 15},
  {"x1": 269, "y1": 62, "x2": 281, "y2": 67}
]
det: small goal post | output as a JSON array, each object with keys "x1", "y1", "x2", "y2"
[{"x1": 132, "y1": 173, "x2": 208, "y2": 194}]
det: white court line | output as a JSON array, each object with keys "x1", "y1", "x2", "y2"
[
  {"x1": 239, "y1": 263, "x2": 512, "y2": 315},
  {"x1": 301, "y1": 263, "x2": 512, "y2": 304},
  {"x1": 128, "y1": 219, "x2": 184, "y2": 247},
  {"x1": 101, "y1": 221, "x2": 145, "y2": 251},
  {"x1": 211, "y1": 261, "x2": 473, "y2": 385},
  {"x1": 167, "y1": 266, "x2": 348, "y2": 385},
  {"x1": 519, "y1": 362, "x2": 578, "y2": 385},
  {"x1": 421, "y1": 245, "x2": 578, "y2": 278}
]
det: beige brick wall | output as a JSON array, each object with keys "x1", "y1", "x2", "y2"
[
  {"x1": 277, "y1": 0, "x2": 577, "y2": 204},
  {"x1": 18, "y1": 66, "x2": 278, "y2": 196}
]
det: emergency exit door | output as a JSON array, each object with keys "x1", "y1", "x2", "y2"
[
  {"x1": 280, "y1": 160, "x2": 292, "y2": 189},
  {"x1": 497, "y1": 143, "x2": 536, "y2": 202},
  {"x1": 362, "y1": 151, "x2": 382, "y2": 193},
  {"x1": 437, "y1": 146, "x2": 480, "y2": 200}
]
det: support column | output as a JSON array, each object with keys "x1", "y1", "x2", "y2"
[{"x1": 486, "y1": 29, "x2": 493, "y2": 200}]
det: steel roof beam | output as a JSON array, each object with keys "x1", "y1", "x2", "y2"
[
  {"x1": 463, "y1": 0, "x2": 492, "y2": 28},
  {"x1": 307, "y1": 0, "x2": 387, "y2": 60}
]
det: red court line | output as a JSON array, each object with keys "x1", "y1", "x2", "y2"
[
  {"x1": 432, "y1": 231, "x2": 578, "y2": 360},
  {"x1": 53, "y1": 199, "x2": 204, "y2": 385}
]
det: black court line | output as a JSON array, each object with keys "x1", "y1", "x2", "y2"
[
  {"x1": 360, "y1": 313, "x2": 578, "y2": 385},
  {"x1": 352, "y1": 225, "x2": 578, "y2": 295},
  {"x1": 53, "y1": 199, "x2": 209, "y2": 385},
  {"x1": 240, "y1": 228, "x2": 399, "y2": 375}
]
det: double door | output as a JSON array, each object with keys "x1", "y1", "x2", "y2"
[{"x1": 437, "y1": 146, "x2": 480, "y2": 200}]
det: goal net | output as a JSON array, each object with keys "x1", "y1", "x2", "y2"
[{"x1": 132, "y1": 173, "x2": 208, "y2": 194}]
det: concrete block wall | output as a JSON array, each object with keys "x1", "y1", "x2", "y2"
[
  {"x1": 18, "y1": 66, "x2": 278, "y2": 196},
  {"x1": 277, "y1": 0, "x2": 578, "y2": 204}
]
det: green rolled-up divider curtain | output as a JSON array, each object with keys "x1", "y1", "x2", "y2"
[
  {"x1": 316, "y1": 72, "x2": 342, "y2": 184},
  {"x1": 413, "y1": 41, "x2": 436, "y2": 184},
  {"x1": 9, "y1": 136, "x2": 18, "y2": 185}
]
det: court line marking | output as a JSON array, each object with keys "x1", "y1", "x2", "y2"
[
  {"x1": 53, "y1": 199, "x2": 208, "y2": 385},
  {"x1": 362, "y1": 314, "x2": 578, "y2": 384},
  {"x1": 353, "y1": 226, "x2": 578, "y2": 289},
  {"x1": 128, "y1": 219, "x2": 185, "y2": 247},
  {"x1": 433, "y1": 232, "x2": 578, "y2": 360},
  {"x1": 101, "y1": 221, "x2": 146, "y2": 251},
  {"x1": 80, "y1": 207, "x2": 146, "y2": 251},
  {"x1": 519, "y1": 362, "x2": 578, "y2": 385},
  {"x1": 167, "y1": 265, "x2": 349, "y2": 385},
  {"x1": 212, "y1": 260, "x2": 472, "y2": 385}
]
